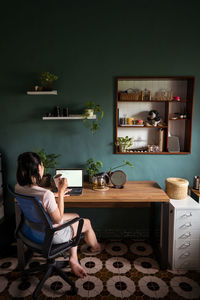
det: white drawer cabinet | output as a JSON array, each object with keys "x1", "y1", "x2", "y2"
[{"x1": 168, "y1": 196, "x2": 200, "y2": 270}]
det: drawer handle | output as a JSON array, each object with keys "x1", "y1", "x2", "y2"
[
  {"x1": 179, "y1": 242, "x2": 191, "y2": 249},
  {"x1": 180, "y1": 251, "x2": 190, "y2": 258},
  {"x1": 180, "y1": 232, "x2": 191, "y2": 239},
  {"x1": 180, "y1": 222, "x2": 192, "y2": 228},
  {"x1": 181, "y1": 212, "x2": 192, "y2": 218}
]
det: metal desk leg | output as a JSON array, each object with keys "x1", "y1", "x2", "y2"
[
  {"x1": 15, "y1": 202, "x2": 25, "y2": 271},
  {"x1": 160, "y1": 202, "x2": 169, "y2": 269}
]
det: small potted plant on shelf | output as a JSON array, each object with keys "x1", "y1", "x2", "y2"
[
  {"x1": 116, "y1": 136, "x2": 133, "y2": 152},
  {"x1": 40, "y1": 72, "x2": 58, "y2": 91},
  {"x1": 35, "y1": 148, "x2": 60, "y2": 187},
  {"x1": 83, "y1": 101, "x2": 104, "y2": 134}
]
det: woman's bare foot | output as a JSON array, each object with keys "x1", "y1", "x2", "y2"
[
  {"x1": 90, "y1": 243, "x2": 105, "y2": 253},
  {"x1": 69, "y1": 258, "x2": 87, "y2": 278}
]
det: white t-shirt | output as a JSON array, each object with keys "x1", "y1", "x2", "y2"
[{"x1": 15, "y1": 184, "x2": 62, "y2": 226}]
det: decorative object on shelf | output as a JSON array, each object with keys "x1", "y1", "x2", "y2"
[
  {"x1": 40, "y1": 72, "x2": 58, "y2": 91},
  {"x1": 158, "y1": 128, "x2": 164, "y2": 152},
  {"x1": 168, "y1": 136, "x2": 180, "y2": 152},
  {"x1": 35, "y1": 149, "x2": 60, "y2": 187},
  {"x1": 173, "y1": 96, "x2": 181, "y2": 101},
  {"x1": 116, "y1": 136, "x2": 133, "y2": 152},
  {"x1": 147, "y1": 145, "x2": 159, "y2": 152},
  {"x1": 166, "y1": 177, "x2": 189, "y2": 200},
  {"x1": 119, "y1": 89, "x2": 140, "y2": 101},
  {"x1": 147, "y1": 110, "x2": 161, "y2": 126},
  {"x1": 193, "y1": 176, "x2": 200, "y2": 190},
  {"x1": 83, "y1": 101, "x2": 104, "y2": 134},
  {"x1": 142, "y1": 88, "x2": 151, "y2": 101},
  {"x1": 137, "y1": 119, "x2": 144, "y2": 125}
]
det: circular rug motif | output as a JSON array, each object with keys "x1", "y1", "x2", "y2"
[
  {"x1": 8, "y1": 276, "x2": 39, "y2": 298},
  {"x1": 0, "y1": 257, "x2": 18, "y2": 274},
  {"x1": 0, "y1": 276, "x2": 8, "y2": 293},
  {"x1": 80, "y1": 257, "x2": 102, "y2": 274},
  {"x1": 167, "y1": 269, "x2": 187, "y2": 275},
  {"x1": 134, "y1": 257, "x2": 159, "y2": 274},
  {"x1": 107, "y1": 275, "x2": 135, "y2": 298},
  {"x1": 105, "y1": 242, "x2": 128, "y2": 256},
  {"x1": 42, "y1": 275, "x2": 71, "y2": 297},
  {"x1": 80, "y1": 243, "x2": 102, "y2": 256},
  {"x1": 76, "y1": 275, "x2": 103, "y2": 297},
  {"x1": 130, "y1": 242, "x2": 153, "y2": 256},
  {"x1": 170, "y1": 276, "x2": 200, "y2": 299},
  {"x1": 105, "y1": 257, "x2": 131, "y2": 274},
  {"x1": 25, "y1": 256, "x2": 46, "y2": 271},
  {"x1": 138, "y1": 275, "x2": 169, "y2": 298}
]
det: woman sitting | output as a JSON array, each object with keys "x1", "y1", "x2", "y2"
[{"x1": 15, "y1": 152, "x2": 103, "y2": 278}]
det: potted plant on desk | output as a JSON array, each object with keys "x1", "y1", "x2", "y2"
[{"x1": 35, "y1": 149, "x2": 60, "y2": 187}]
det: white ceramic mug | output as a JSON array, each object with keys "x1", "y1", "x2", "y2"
[{"x1": 53, "y1": 174, "x2": 62, "y2": 188}]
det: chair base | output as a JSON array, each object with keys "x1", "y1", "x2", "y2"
[{"x1": 22, "y1": 259, "x2": 77, "y2": 300}]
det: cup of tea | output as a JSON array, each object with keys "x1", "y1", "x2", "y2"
[{"x1": 53, "y1": 174, "x2": 62, "y2": 188}]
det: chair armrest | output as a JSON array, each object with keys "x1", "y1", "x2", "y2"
[{"x1": 52, "y1": 217, "x2": 83, "y2": 233}]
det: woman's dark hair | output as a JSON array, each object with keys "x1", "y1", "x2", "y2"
[{"x1": 17, "y1": 152, "x2": 42, "y2": 186}]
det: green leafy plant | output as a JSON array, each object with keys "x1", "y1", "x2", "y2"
[
  {"x1": 86, "y1": 158, "x2": 103, "y2": 178},
  {"x1": 108, "y1": 160, "x2": 134, "y2": 173},
  {"x1": 116, "y1": 136, "x2": 133, "y2": 152},
  {"x1": 35, "y1": 149, "x2": 60, "y2": 175},
  {"x1": 83, "y1": 101, "x2": 104, "y2": 134},
  {"x1": 40, "y1": 72, "x2": 58, "y2": 90}
]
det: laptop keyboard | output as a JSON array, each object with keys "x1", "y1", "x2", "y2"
[{"x1": 68, "y1": 187, "x2": 82, "y2": 195}]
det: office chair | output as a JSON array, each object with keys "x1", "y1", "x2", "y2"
[{"x1": 8, "y1": 185, "x2": 84, "y2": 300}]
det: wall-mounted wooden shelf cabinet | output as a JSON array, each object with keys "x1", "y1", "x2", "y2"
[
  {"x1": 115, "y1": 77, "x2": 195, "y2": 154},
  {"x1": 43, "y1": 115, "x2": 96, "y2": 120},
  {"x1": 27, "y1": 90, "x2": 57, "y2": 95}
]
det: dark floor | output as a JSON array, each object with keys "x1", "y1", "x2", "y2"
[{"x1": 0, "y1": 240, "x2": 200, "y2": 299}]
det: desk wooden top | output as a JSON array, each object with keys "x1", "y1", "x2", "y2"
[{"x1": 63, "y1": 181, "x2": 169, "y2": 208}]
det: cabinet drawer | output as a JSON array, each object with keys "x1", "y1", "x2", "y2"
[
  {"x1": 175, "y1": 244, "x2": 200, "y2": 262},
  {"x1": 175, "y1": 258, "x2": 200, "y2": 269},
  {"x1": 176, "y1": 209, "x2": 200, "y2": 223},
  {"x1": 176, "y1": 230, "x2": 200, "y2": 240},
  {"x1": 175, "y1": 238, "x2": 199, "y2": 250},
  {"x1": 176, "y1": 219, "x2": 200, "y2": 231}
]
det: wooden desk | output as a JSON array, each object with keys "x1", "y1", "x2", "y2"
[
  {"x1": 63, "y1": 181, "x2": 169, "y2": 269},
  {"x1": 64, "y1": 181, "x2": 169, "y2": 207}
]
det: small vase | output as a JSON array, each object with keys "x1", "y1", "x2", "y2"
[
  {"x1": 85, "y1": 109, "x2": 94, "y2": 117},
  {"x1": 119, "y1": 144, "x2": 127, "y2": 152}
]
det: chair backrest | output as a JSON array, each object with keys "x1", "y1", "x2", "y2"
[{"x1": 8, "y1": 185, "x2": 53, "y2": 245}]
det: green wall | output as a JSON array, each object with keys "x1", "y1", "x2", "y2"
[{"x1": 1, "y1": 0, "x2": 200, "y2": 238}]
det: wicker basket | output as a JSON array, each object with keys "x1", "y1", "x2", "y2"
[
  {"x1": 119, "y1": 93, "x2": 140, "y2": 101},
  {"x1": 165, "y1": 177, "x2": 189, "y2": 200}
]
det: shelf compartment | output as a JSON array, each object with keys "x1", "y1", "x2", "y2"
[
  {"x1": 42, "y1": 114, "x2": 96, "y2": 120},
  {"x1": 27, "y1": 90, "x2": 58, "y2": 95}
]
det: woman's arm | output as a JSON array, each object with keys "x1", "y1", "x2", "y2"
[{"x1": 49, "y1": 178, "x2": 69, "y2": 224}]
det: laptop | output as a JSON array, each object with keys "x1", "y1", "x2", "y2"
[{"x1": 55, "y1": 169, "x2": 83, "y2": 195}]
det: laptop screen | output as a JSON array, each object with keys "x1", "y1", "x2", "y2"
[{"x1": 55, "y1": 169, "x2": 83, "y2": 187}]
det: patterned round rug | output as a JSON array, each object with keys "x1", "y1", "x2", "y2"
[
  {"x1": 134, "y1": 257, "x2": 159, "y2": 274},
  {"x1": 80, "y1": 257, "x2": 102, "y2": 274},
  {"x1": 105, "y1": 242, "x2": 128, "y2": 256},
  {"x1": 0, "y1": 257, "x2": 18, "y2": 275},
  {"x1": 8, "y1": 276, "x2": 39, "y2": 298},
  {"x1": 76, "y1": 275, "x2": 103, "y2": 297},
  {"x1": 0, "y1": 276, "x2": 8, "y2": 293},
  {"x1": 42, "y1": 275, "x2": 71, "y2": 297},
  {"x1": 138, "y1": 275, "x2": 169, "y2": 298},
  {"x1": 107, "y1": 275, "x2": 135, "y2": 298},
  {"x1": 130, "y1": 242, "x2": 153, "y2": 256},
  {"x1": 105, "y1": 257, "x2": 131, "y2": 274},
  {"x1": 170, "y1": 276, "x2": 200, "y2": 299}
]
